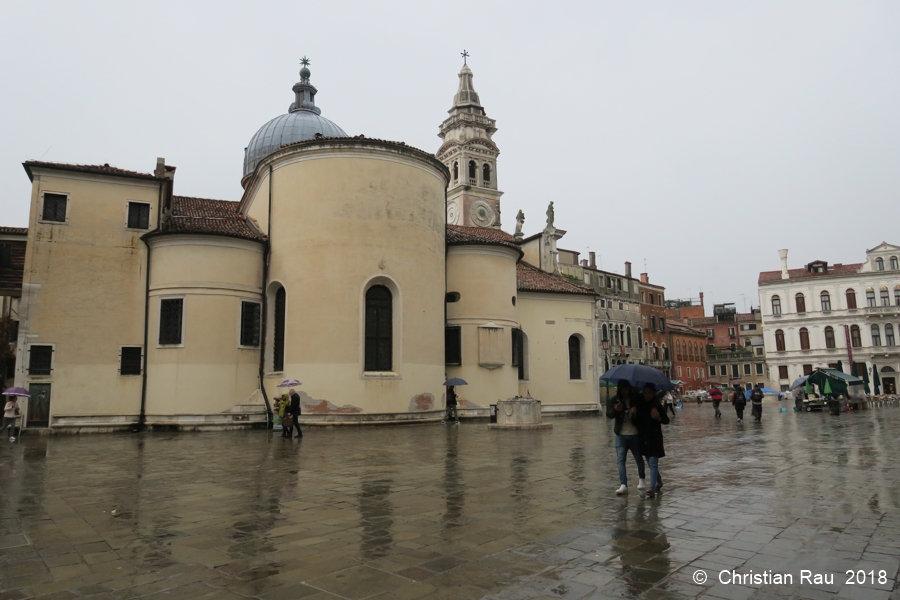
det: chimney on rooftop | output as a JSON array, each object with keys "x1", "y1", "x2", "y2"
[
  {"x1": 640, "y1": 272, "x2": 649, "y2": 284},
  {"x1": 699, "y1": 291, "x2": 704, "y2": 306},
  {"x1": 625, "y1": 261, "x2": 632, "y2": 278},
  {"x1": 779, "y1": 249, "x2": 789, "y2": 280},
  {"x1": 581, "y1": 259, "x2": 588, "y2": 267},
  {"x1": 589, "y1": 252, "x2": 596, "y2": 269}
]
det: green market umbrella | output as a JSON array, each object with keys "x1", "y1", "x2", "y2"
[
  {"x1": 805, "y1": 380, "x2": 812, "y2": 395},
  {"x1": 861, "y1": 365, "x2": 871, "y2": 394},
  {"x1": 873, "y1": 365, "x2": 881, "y2": 395},
  {"x1": 836, "y1": 360, "x2": 844, "y2": 373},
  {"x1": 823, "y1": 379, "x2": 833, "y2": 395}
]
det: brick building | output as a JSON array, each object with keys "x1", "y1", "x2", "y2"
[
  {"x1": 668, "y1": 321, "x2": 707, "y2": 393},
  {"x1": 638, "y1": 273, "x2": 671, "y2": 377}
]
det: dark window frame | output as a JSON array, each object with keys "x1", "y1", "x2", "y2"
[
  {"x1": 775, "y1": 329, "x2": 785, "y2": 352},
  {"x1": 273, "y1": 287, "x2": 286, "y2": 371},
  {"x1": 41, "y1": 193, "x2": 68, "y2": 223},
  {"x1": 127, "y1": 202, "x2": 151, "y2": 230},
  {"x1": 568, "y1": 335, "x2": 582, "y2": 380},
  {"x1": 240, "y1": 301, "x2": 261, "y2": 348},
  {"x1": 445, "y1": 326, "x2": 462, "y2": 366},
  {"x1": 119, "y1": 347, "x2": 143, "y2": 375},
  {"x1": 0, "y1": 244, "x2": 10, "y2": 268},
  {"x1": 824, "y1": 326, "x2": 836, "y2": 349},
  {"x1": 158, "y1": 297, "x2": 184, "y2": 346},
  {"x1": 778, "y1": 365, "x2": 789, "y2": 379},
  {"x1": 364, "y1": 285, "x2": 393, "y2": 372},
  {"x1": 28, "y1": 345, "x2": 53, "y2": 375},
  {"x1": 799, "y1": 328, "x2": 810, "y2": 350},
  {"x1": 846, "y1": 289, "x2": 857, "y2": 309}
]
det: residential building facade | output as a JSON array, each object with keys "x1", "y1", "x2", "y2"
[
  {"x1": 668, "y1": 321, "x2": 707, "y2": 393},
  {"x1": 639, "y1": 274, "x2": 672, "y2": 377},
  {"x1": 758, "y1": 244, "x2": 900, "y2": 394}
]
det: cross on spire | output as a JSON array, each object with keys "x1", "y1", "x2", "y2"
[
  {"x1": 460, "y1": 49, "x2": 469, "y2": 65},
  {"x1": 300, "y1": 56, "x2": 311, "y2": 67}
]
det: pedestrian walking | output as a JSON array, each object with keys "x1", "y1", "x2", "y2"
[
  {"x1": 709, "y1": 385, "x2": 723, "y2": 418},
  {"x1": 442, "y1": 385, "x2": 459, "y2": 424},
  {"x1": 0, "y1": 396, "x2": 19, "y2": 442},
  {"x1": 288, "y1": 388, "x2": 303, "y2": 438},
  {"x1": 633, "y1": 383, "x2": 669, "y2": 498},
  {"x1": 607, "y1": 380, "x2": 646, "y2": 495},
  {"x1": 731, "y1": 385, "x2": 746, "y2": 423},
  {"x1": 663, "y1": 391, "x2": 676, "y2": 417},
  {"x1": 750, "y1": 384, "x2": 764, "y2": 422}
]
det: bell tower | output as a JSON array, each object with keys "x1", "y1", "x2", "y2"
[{"x1": 437, "y1": 53, "x2": 503, "y2": 228}]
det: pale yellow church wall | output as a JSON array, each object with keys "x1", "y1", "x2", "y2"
[
  {"x1": 446, "y1": 246, "x2": 520, "y2": 408},
  {"x1": 249, "y1": 143, "x2": 449, "y2": 415},
  {"x1": 244, "y1": 169, "x2": 270, "y2": 236},
  {"x1": 516, "y1": 292, "x2": 597, "y2": 408},
  {"x1": 520, "y1": 238, "x2": 541, "y2": 269},
  {"x1": 20, "y1": 170, "x2": 161, "y2": 421},
  {"x1": 145, "y1": 235, "x2": 263, "y2": 417}
]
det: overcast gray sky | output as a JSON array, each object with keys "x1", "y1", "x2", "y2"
[{"x1": 3, "y1": 1, "x2": 899, "y2": 314}]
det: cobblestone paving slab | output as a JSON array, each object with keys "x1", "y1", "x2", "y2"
[{"x1": 0, "y1": 401, "x2": 899, "y2": 599}]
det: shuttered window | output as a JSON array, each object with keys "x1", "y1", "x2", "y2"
[
  {"x1": 273, "y1": 288, "x2": 286, "y2": 371},
  {"x1": 127, "y1": 202, "x2": 151, "y2": 229},
  {"x1": 120, "y1": 347, "x2": 142, "y2": 375},
  {"x1": 240, "y1": 301, "x2": 261, "y2": 347},
  {"x1": 365, "y1": 285, "x2": 392, "y2": 372},
  {"x1": 28, "y1": 345, "x2": 53, "y2": 375},
  {"x1": 445, "y1": 326, "x2": 461, "y2": 366},
  {"x1": 42, "y1": 193, "x2": 67, "y2": 222},
  {"x1": 568, "y1": 335, "x2": 582, "y2": 380},
  {"x1": 159, "y1": 298, "x2": 184, "y2": 345}
]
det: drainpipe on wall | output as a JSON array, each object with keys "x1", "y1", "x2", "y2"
[
  {"x1": 136, "y1": 177, "x2": 165, "y2": 432},
  {"x1": 257, "y1": 165, "x2": 275, "y2": 429}
]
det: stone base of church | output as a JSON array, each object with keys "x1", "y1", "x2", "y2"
[
  {"x1": 297, "y1": 410, "x2": 444, "y2": 426},
  {"x1": 542, "y1": 403, "x2": 601, "y2": 415},
  {"x1": 488, "y1": 423, "x2": 553, "y2": 430}
]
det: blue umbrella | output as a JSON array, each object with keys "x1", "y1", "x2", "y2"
[
  {"x1": 601, "y1": 364, "x2": 674, "y2": 391},
  {"x1": 745, "y1": 387, "x2": 783, "y2": 399},
  {"x1": 789, "y1": 376, "x2": 809, "y2": 391}
]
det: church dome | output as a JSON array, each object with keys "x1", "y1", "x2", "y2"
[{"x1": 243, "y1": 60, "x2": 348, "y2": 180}]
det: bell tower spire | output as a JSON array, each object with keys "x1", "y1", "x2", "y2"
[{"x1": 437, "y1": 54, "x2": 503, "y2": 228}]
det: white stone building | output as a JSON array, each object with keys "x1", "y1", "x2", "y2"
[{"x1": 758, "y1": 243, "x2": 900, "y2": 394}]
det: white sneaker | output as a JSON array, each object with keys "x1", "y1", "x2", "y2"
[
  {"x1": 616, "y1": 484, "x2": 628, "y2": 495},
  {"x1": 8, "y1": 437, "x2": 15, "y2": 442},
  {"x1": 637, "y1": 479, "x2": 646, "y2": 490}
]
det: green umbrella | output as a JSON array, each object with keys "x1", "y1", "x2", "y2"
[
  {"x1": 860, "y1": 363, "x2": 871, "y2": 395},
  {"x1": 851, "y1": 362, "x2": 858, "y2": 377},
  {"x1": 873, "y1": 364, "x2": 881, "y2": 395},
  {"x1": 805, "y1": 380, "x2": 812, "y2": 394},
  {"x1": 823, "y1": 379, "x2": 833, "y2": 395}
]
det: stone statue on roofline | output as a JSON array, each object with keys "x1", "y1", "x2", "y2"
[
  {"x1": 545, "y1": 201, "x2": 555, "y2": 230},
  {"x1": 514, "y1": 209, "x2": 524, "y2": 239}
]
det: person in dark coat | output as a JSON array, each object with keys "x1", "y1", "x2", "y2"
[
  {"x1": 709, "y1": 385, "x2": 723, "y2": 418},
  {"x1": 442, "y1": 386, "x2": 459, "y2": 424},
  {"x1": 633, "y1": 383, "x2": 669, "y2": 498},
  {"x1": 731, "y1": 385, "x2": 746, "y2": 423},
  {"x1": 750, "y1": 384, "x2": 764, "y2": 422},
  {"x1": 606, "y1": 380, "x2": 646, "y2": 495},
  {"x1": 288, "y1": 388, "x2": 303, "y2": 438}
]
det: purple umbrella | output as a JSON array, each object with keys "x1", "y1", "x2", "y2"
[
  {"x1": 276, "y1": 379, "x2": 302, "y2": 388},
  {"x1": 2, "y1": 387, "x2": 29, "y2": 397}
]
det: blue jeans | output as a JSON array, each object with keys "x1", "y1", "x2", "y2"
[
  {"x1": 615, "y1": 435, "x2": 645, "y2": 486},
  {"x1": 647, "y1": 456, "x2": 662, "y2": 490}
]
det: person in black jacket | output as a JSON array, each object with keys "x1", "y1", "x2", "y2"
[
  {"x1": 633, "y1": 383, "x2": 670, "y2": 498},
  {"x1": 750, "y1": 384, "x2": 764, "y2": 422},
  {"x1": 289, "y1": 388, "x2": 303, "y2": 438},
  {"x1": 606, "y1": 380, "x2": 646, "y2": 495}
]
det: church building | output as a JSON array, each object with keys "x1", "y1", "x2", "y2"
[{"x1": 6, "y1": 60, "x2": 600, "y2": 431}]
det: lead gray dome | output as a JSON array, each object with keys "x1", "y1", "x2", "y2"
[{"x1": 242, "y1": 63, "x2": 348, "y2": 180}]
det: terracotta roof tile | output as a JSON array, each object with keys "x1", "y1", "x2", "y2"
[
  {"x1": 447, "y1": 225, "x2": 522, "y2": 254},
  {"x1": 516, "y1": 262, "x2": 596, "y2": 296},
  {"x1": 758, "y1": 263, "x2": 862, "y2": 284},
  {"x1": 0, "y1": 227, "x2": 27, "y2": 236},
  {"x1": 23, "y1": 161, "x2": 162, "y2": 181},
  {"x1": 158, "y1": 196, "x2": 265, "y2": 242}
]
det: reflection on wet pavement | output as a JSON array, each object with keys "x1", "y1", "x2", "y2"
[{"x1": 0, "y1": 403, "x2": 899, "y2": 599}]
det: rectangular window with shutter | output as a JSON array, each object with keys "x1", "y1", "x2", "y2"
[
  {"x1": 120, "y1": 347, "x2": 142, "y2": 375},
  {"x1": 731, "y1": 364, "x2": 739, "y2": 378},
  {"x1": 28, "y1": 345, "x2": 53, "y2": 375},
  {"x1": 803, "y1": 364, "x2": 813, "y2": 376},
  {"x1": 127, "y1": 202, "x2": 151, "y2": 229},
  {"x1": 159, "y1": 298, "x2": 184, "y2": 345},
  {"x1": 42, "y1": 193, "x2": 67, "y2": 222},
  {"x1": 445, "y1": 326, "x2": 461, "y2": 366},
  {"x1": 779, "y1": 366, "x2": 789, "y2": 379},
  {"x1": 240, "y1": 301, "x2": 261, "y2": 347}
]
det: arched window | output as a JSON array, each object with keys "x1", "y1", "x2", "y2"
[
  {"x1": 652, "y1": 343, "x2": 659, "y2": 360},
  {"x1": 568, "y1": 335, "x2": 582, "y2": 379},
  {"x1": 850, "y1": 325, "x2": 862, "y2": 348},
  {"x1": 452, "y1": 161, "x2": 458, "y2": 181},
  {"x1": 601, "y1": 323, "x2": 608, "y2": 341},
  {"x1": 867, "y1": 287, "x2": 876, "y2": 307},
  {"x1": 614, "y1": 326, "x2": 620, "y2": 346},
  {"x1": 626, "y1": 326, "x2": 632, "y2": 347},
  {"x1": 820, "y1": 291, "x2": 831, "y2": 311},
  {"x1": 689, "y1": 343, "x2": 694, "y2": 360},
  {"x1": 482, "y1": 163, "x2": 491, "y2": 183},
  {"x1": 662, "y1": 344, "x2": 669, "y2": 360},
  {"x1": 886, "y1": 324, "x2": 896, "y2": 346},
  {"x1": 644, "y1": 341, "x2": 649, "y2": 359},
  {"x1": 637, "y1": 328, "x2": 643, "y2": 347},
  {"x1": 876, "y1": 257, "x2": 885, "y2": 271},
  {"x1": 892, "y1": 256, "x2": 899, "y2": 270},
  {"x1": 775, "y1": 329, "x2": 785, "y2": 352},
  {"x1": 872, "y1": 324, "x2": 882, "y2": 347},
  {"x1": 675, "y1": 341, "x2": 681, "y2": 360},
  {"x1": 468, "y1": 160, "x2": 476, "y2": 181},
  {"x1": 824, "y1": 326, "x2": 835, "y2": 349},
  {"x1": 795, "y1": 293, "x2": 806, "y2": 314},
  {"x1": 771, "y1": 295, "x2": 781, "y2": 315},
  {"x1": 273, "y1": 286, "x2": 286, "y2": 372},
  {"x1": 881, "y1": 286, "x2": 890, "y2": 306},
  {"x1": 364, "y1": 285, "x2": 393, "y2": 372},
  {"x1": 846, "y1": 288, "x2": 857, "y2": 309},
  {"x1": 799, "y1": 328, "x2": 810, "y2": 350}
]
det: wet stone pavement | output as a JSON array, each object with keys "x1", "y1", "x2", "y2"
[{"x1": 2, "y1": 402, "x2": 900, "y2": 600}]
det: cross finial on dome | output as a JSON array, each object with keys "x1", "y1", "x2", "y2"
[
  {"x1": 461, "y1": 49, "x2": 469, "y2": 66},
  {"x1": 300, "y1": 56, "x2": 311, "y2": 67}
]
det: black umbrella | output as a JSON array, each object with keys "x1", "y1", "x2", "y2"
[{"x1": 443, "y1": 378, "x2": 468, "y2": 386}]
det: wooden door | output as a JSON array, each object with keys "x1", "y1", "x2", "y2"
[{"x1": 27, "y1": 383, "x2": 51, "y2": 427}]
